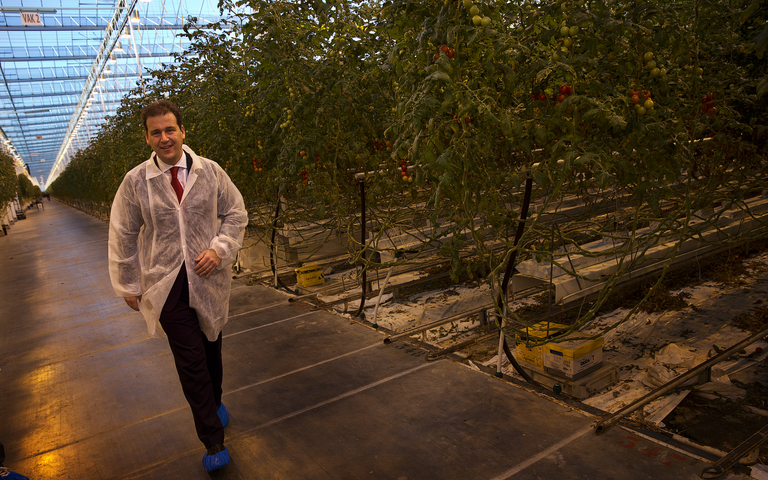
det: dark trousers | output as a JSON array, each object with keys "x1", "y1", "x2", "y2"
[{"x1": 159, "y1": 265, "x2": 224, "y2": 449}]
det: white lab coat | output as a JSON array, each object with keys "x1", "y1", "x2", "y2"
[{"x1": 108, "y1": 145, "x2": 248, "y2": 341}]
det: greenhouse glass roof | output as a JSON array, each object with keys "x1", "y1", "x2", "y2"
[{"x1": 0, "y1": 0, "x2": 224, "y2": 190}]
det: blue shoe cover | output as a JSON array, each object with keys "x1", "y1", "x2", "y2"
[
  {"x1": 202, "y1": 446, "x2": 230, "y2": 473},
  {"x1": 217, "y1": 403, "x2": 229, "y2": 428},
  {"x1": 0, "y1": 468, "x2": 30, "y2": 480}
]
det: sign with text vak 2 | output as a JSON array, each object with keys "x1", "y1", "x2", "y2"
[{"x1": 20, "y1": 12, "x2": 43, "y2": 26}]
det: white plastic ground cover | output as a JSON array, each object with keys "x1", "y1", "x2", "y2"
[
  {"x1": 752, "y1": 464, "x2": 768, "y2": 480},
  {"x1": 472, "y1": 251, "x2": 768, "y2": 426},
  {"x1": 320, "y1": 240, "x2": 768, "y2": 432}
]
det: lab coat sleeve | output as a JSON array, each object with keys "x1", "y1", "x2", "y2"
[
  {"x1": 209, "y1": 167, "x2": 247, "y2": 269},
  {"x1": 108, "y1": 176, "x2": 145, "y2": 296}
]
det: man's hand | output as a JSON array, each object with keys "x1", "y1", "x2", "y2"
[
  {"x1": 195, "y1": 248, "x2": 221, "y2": 278},
  {"x1": 125, "y1": 295, "x2": 142, "y2": 311}
]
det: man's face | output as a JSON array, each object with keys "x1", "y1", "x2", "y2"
[{"x1": 144, "y1": 112, "x2": 185, "y2": 166}]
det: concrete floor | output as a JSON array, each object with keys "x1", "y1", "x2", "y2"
[{"x1": 0, "y1": 200, "x2": 745, "y2": 479}]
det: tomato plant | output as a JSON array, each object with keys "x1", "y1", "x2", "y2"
[{"x1": 46, "y1": 0, "x2": 768, "y2": 331}]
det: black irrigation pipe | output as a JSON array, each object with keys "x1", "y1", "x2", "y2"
[
  {"x1": 353, "y1": 179, "x2": 367, "y2": 318},
  {"x1": 269, "y1": 190, "x2": 294, "y2": 294},
  {"x1": 498, "y1": 176, "x2": 534, "y2": 307},
  {"x1": 495, "y1": 176, "x2": 538, "y2": 385}
]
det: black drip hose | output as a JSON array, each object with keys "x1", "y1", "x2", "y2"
[
  {"x1": 354, "y1": 180, "x2": 367, "y2": 318},
  {"x1": 500, "y1": 177, "x2": 534, "y2": 296},
  {"x1": 501, "y1": 334, "x2": 537, "y2": 384},
  {"x1": 269, "y1": 192, "x2": 294, "y2": 294},
  {"x1": 496, "y1": 177, "x2": 539, "y2": 385}
]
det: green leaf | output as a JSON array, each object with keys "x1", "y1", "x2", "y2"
[
  {"x1": 564, "y1": 149, "x2": 579, "y2": 164},
  {"x1": 447, "y1": 26, "x2": 457, "y2": 46},
  {"x1": 424, "y1": 145, "x2": 437, "y2": 164},
  {"x1": 427, "y1": 71, "x2": 453, "y2": 83},
  {"x1": 582, "y1": 107, "x2": 601, "y2": 120},
  {"x1": 649, "y1": 189, "x2": 662, "y2": 217},
  {"x1": 501, "y1": 113, "x2": 512, "y2": 137},
  {"x1": 521, "y1": 139, "x2": 532, "y2": 156},
  {"x1": 740, "y1": 1, "x2": 761, "y2": 24},
  {"x1": 758, "y1": 76, "x2": 768, "y2": 97},
  {"x1": 439, "y1": 91, "x2": 456, "y2": 115},
  {"x1": 436, "y1": 146, "x2": 455, "y2": 169},
  {"x1": 756, "y1": 24, "x2": 768, "y2": 55},
  {"x1": 456, "y1": 101, "x2": 475, "y2": 119},
  {"x1": 574, "y1": 153, "x2": 599, "y2": 165},
  {"x1": 484, "y1": 111, "x2": 501, "y2": 127},
  {"x1": 609, "y1": 115, "x2": 627, "y2": 131},
  {"x1": 512, "y1": 119, "x2": 523, "y2": 138},
  {"x1": 535, "y1": 66, "x2": 555, "y2": 85},
  {"x1": 436, "y1": 55, "x2": 453, "y2": 74},
  {"x1": 596, "y1": 172, "x2": 612, "y2": 188}
]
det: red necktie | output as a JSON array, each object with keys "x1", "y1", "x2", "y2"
[{"x1": 170, "y1": 166, "x2": 183, "y2": 202}]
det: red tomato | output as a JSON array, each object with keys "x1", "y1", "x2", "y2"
[{"x1": 557, "y1": 93, "x2": 567, "y2": 103}]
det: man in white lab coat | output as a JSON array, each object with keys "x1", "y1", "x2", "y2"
[{"x1": 108, "y1": 100, "x2": 247, "y2": 473}]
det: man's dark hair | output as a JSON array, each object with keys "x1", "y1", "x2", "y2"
[{"x1": 142, "y1": 100, "x2": 183, "y2": 131}]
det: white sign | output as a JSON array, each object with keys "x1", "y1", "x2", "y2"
[{"x1": 20, "y1": 12, "x2": 43, "y2": 25}]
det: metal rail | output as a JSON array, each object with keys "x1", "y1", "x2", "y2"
[
  {"x1": 383, "y1": 304, "x2": 493, "y2": 344},
  {"x1": 701, "y1": 422, "x2": 768, "y2": 478},
  {"x1": 319, "y1": 271, "x2": 451, "y2": 310}
]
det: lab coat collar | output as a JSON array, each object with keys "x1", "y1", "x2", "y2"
[
  {"x1": 145, "y1": 145, "x2": 201, "y2": 180},
  {"x1": 145, "y1": 146, "x2": 202, "y2": 204},
  {"x1": 152, "y1": 152, "x2": 190, "y2": 176},
  {"x1": 182, "y1": 145, "x2": 201, "y2": 200}
]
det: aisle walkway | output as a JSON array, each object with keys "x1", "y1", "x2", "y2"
[{"x1": 0, "y1": 201, "x2": 736, "y2": 479}]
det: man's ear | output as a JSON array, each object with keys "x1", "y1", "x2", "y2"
[{"x1": 144, "y1": 130, "x2": 150, "y2": 145}]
